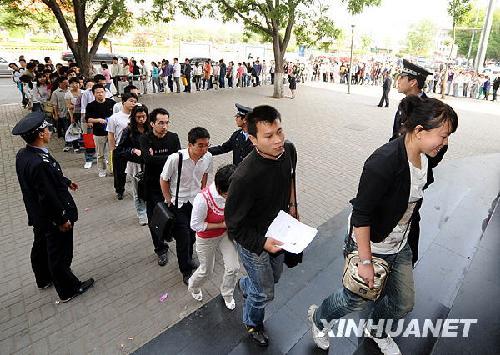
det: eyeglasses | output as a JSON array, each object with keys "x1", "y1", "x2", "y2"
[{"x1": 194, "y1": 143, "x2": 211, "y2": 149}]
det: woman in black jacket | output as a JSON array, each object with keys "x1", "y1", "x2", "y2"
[
  {"x1": 116, "y1": 104, "x2": 150, "y2": 225},
  {"x1": 308, "y1": 96, "x2": 458, "y2": 353}
]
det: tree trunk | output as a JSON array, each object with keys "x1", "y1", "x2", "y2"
[
  {"x1": 74, "y1": 46, "x2": 92, "y2": 77},
  {"x1": 272, "y1": 35, "x2": 284, "y2": 98}
]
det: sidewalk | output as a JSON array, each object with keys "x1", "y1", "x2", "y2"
[{"x1": 1, "y1": 84, "x2": 499, "y2": 354}]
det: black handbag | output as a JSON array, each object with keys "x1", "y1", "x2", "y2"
[{"x1": 150, "y1": 152, "x2": 183, "y2": 243}]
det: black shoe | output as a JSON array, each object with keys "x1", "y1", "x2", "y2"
[
  {"x1": 158, "y1": 253, "x2": 168, "y2": 266},
  {"x1": 246, "y1": 326, "x2": 269, "y2": 347},
  {"x1": 377, "y1": 104, "x2": 383, "y2": 107},
  {"x1": 38, "y1": 282, "x2": 53, "y2": 290},
  {"x1": 61, "y1": 278, "x2": 95, "y2": 303},
  {"x1": 117, "y1": 193, "x2": 124, "y2": 200},
  {"x1": 182, "y1": 271, "x2": 193, "y2": 285}
]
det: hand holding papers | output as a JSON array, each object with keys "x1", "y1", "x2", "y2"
[{"x1": 265, "y1": 210, "x2": 318, "y2": 254}]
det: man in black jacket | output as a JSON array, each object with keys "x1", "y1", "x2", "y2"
[
  {"x1": 377, "y1": 70, "x2": 392, "y2": 107},
  {"x1": 209, "y1": 103, "x2": 253, "y2": 166},
  {"x1": 225, "y1": 105, "x2": 298, "y2": 347},
  {"x1": 182, "y1": 58, "x2": 192, "y2": 93},
  {"x1": 13, "y1": 112, "x2": 94, "y2": 303},
  {"x1": 140, "y1": 108, "x2": 181, "y2": 266}
]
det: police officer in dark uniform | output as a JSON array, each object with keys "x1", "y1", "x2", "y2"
[
  {"x1": 209, "y1": 103, "x2": 253, "y2": 166},
  {"x1": 391, "y1": 60, "x2": 447, "y2": 265},
  {"x1": 13, "y1": 112, "x2": 94, "y2": 303},
  {"x1": 391, "y1": 59, "x2": 433, "y2": 139}
]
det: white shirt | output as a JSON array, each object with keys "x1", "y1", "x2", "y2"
[
  {"x1": 106, "y1": 110, "x2": 130, "y2": 144},
  {"x1": 80, "y1": 87, "x2": 113, "y2": 114},
  {"x1": 172, "y1": 63, "x2": 181, "y2": 78},
  {"x1": 190, "y1": 183, "x2": 225, "y2": 233},
  {"x1": 160, "y1": 149, "x2": 213, "y2": 207},
  {"x1": 113, "y1": 102, "x2": 122, "y2": 114},
  {"x1": 350, "y1": 154, "x2": 428, "y2": 255}
]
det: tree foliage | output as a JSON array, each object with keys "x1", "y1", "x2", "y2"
[
  {"x1": 205, "y1": 0, "x2": 381, "y2": 97},
  {"x1": 455, "y1": 8, "x2": 500, "y2": 60},
  {"x1": 406, "y1": 19, "x2": 437, "y2": 57},
  {"x1": 447, "y1": 0, "x2": 472, "y2": 57}
]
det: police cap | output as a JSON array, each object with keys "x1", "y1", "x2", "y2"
[
  {"x1": 401, "y1": 59, "x2": 432, "y2": 79},
  {"x1": 12, "y1": 111, "x2": 52, "y2": 137},
  {"x1": 235, "y1": 103, "x2": 252, "y2": 117}
]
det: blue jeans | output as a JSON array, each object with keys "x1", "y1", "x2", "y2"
[
  {"x1": 236, "y1": 243, "x2": 284, "y2": 329},
  {"x1": 313, "y1": 235, "x2": 415, "y2": 337}
]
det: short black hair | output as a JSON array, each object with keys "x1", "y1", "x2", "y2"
[
  {"x1": 101, "y1": 63, "x2": 108, "y2": 69},
  {"x1": 22, "y1": 129, "x2": 43, "y2": 144},
  {"x1": 246, "y1": 105, "x2": 281, "y2": 137},
  {"x1": 93, "y1": 74, "x2": 105, "y2": 82},
  {"x1": 149, "y1": 108, "x2": 169, "y2": 123},
  {"x1": 214, "y1": 164, "x2": 236, "y2": 194},
  {"x1": 121, "y1": 92, "x2": 138, "y2": 103},
  {"x1": 68, "y1": 77, "x2": 79, "y2": 85},
  {"x1": 123, "y1": 84, "x2": 138, "y2": 94},
  {"x1": 188, "y1": 127, "x2": 210, "y2": 144},
  {"x1": 92, "y1": 83, "x2": 105, "y2": 94},
  {"x1": 112, "y1": 56, "x2": 118, "y2": 60}
]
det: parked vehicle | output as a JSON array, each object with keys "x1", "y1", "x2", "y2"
[
  {"x1": 61, "y1": 52, "x2": 123, "y2": 63},
  {"x1": 0, "y1": 56, "x2": 12, "y2": 77}
]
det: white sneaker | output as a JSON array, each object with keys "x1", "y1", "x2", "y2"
[
  {"x1": 84, "y1": 162, "x2": 92, "y2": 169},
  {"x1": 307, "y1": 304, "x2": 330, "y2": 350},
  {"x1": 364, "y1": 327, "x2": 401, "y2": 355},
  {"x1": 224, "y1": 298, "x2": 236, "y2": 310},
  {"x1": 190, "y1": 289, "x2": 203, "y2": 302},
  {"x1": 98, "y1": 171, "x2": 106, "y2": 178},
  {"x1": 139, "y1": 217, "x2": 148, "y2": 226}
]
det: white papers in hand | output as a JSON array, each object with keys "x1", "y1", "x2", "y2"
[{"x1": 265, "y1": 210, "x2": 318, "y2": 254}]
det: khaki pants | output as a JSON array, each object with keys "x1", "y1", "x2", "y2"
[
  {"x1": 93, "y1": 135, "x2": 108, "y2": 173},
  {"x1": 188, "y1": 233, "x2": 239, "y2": 302}
]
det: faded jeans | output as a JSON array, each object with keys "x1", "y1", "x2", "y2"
[
  {"x1": 313, "y1": 235, "x2": 415, "y2": 337},
  {"x1": 236, "y1": 243, "x2": 284, "y2": 329},
  {"x1": 129, "y1": 172, "x2": 147, "y2": 220}
]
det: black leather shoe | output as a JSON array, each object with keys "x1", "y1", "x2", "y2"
[
  {"x1": 61, "y1": 278, "x2": 94, "y2": 303},
  {"x1": 158, "y1": 253, "x2": 168, "y2": 266},
  {"x1": 117, "y1": 193, "x2": 124, "y2": 200},
  {"x1": 246, "y1": 326, "x2": 269, "y2": 347}
]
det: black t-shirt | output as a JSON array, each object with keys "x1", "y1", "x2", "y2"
[
  {"x1": 139, "y1": 131, "x2": 181, "y2": 197},
  {"x1": 86, "y1": 98, "x2": 116, "y2": 136}
]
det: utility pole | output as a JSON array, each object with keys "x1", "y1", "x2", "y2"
[
  {"x1": 348, "y1": 25, "x2": 355, "y2": 94},
  {"x1": 467, "y1": 11, "x2": 480, "y2": 65},
  {"x1": 474, "y1": 0, "x2": 497, "y2": 72}
]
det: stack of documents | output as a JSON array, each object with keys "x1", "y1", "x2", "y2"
[{"x1": 265, "y1": 210, "x2": 318, "y2": 254}]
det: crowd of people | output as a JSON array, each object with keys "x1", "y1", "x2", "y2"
[
  {"x1": 12, "y1": 54, "x2": 462, "y2": 354},
  {"x1": 307, "y1": 57, "x2": 500, "y2": 101}
]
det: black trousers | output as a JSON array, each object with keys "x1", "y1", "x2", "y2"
[
  {"x1": 146, "y1": 192, "x2": 169, "y2": 256},
  {"x1": 378, "y1": 89, "x2": 389, "y2": 107},
  {"x1": 184, "y1": 75, "x2": 191, "y2": 92},
  {"x1": 32, "y1": 225, "x2": 81, "y2": 299},
  {"x1": 112, "y1": 150, "x2": 126, "y2": 195},
  {"x1": 172, "y1": 202, "x2": 196, "y2": 275}
]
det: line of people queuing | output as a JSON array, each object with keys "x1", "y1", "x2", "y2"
[{"x1": 12, "y1": 54, "x2": 460, "y2": 354}]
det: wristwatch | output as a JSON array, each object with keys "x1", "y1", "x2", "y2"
[{"x1": 360, "y1": 259, "x2": 372, "y2": 265}]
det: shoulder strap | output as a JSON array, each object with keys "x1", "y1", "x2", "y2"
[{"x1": 175, "y1": 152, "x2": 183, "y2": 208}]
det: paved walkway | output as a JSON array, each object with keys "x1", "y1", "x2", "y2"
[{"x1": 1, "y1": 83, "x2": 499, "y2": 354}]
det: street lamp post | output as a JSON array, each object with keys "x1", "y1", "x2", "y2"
[{"x1": 348, "y1": 25, "x2": 355, "y2": 94}]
